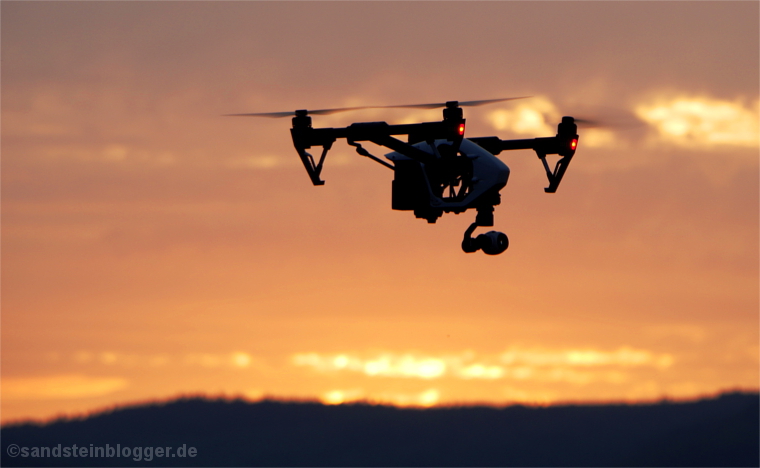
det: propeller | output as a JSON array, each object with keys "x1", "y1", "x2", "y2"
[
  {"x1": 224, "y1": 97, "x2": 530, "y2": 118},
  {"x1": 564, "y1": 107, "x2": 644, "y2": 130},
  {"x1": 376, "y1": 96, "x2": 530, "y2": 110}
]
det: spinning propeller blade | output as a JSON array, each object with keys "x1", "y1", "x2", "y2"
[
  {"x1": 572, "y1": 117, "x2": 605, "y2": 128},
  {"x1": 563, "y1": 107, "x2": 644, "y2": 129},
  {"x1": 459, "y1": 97, "x2": 531, "y2": 107},
  {"x1": 372, "y1": 96, "x2": 530, "y2": 110},
  {"x1": 224, "y1": 107, "x2": 368, "y2": 118},
  {"x1": 225, "y1": 111, "x2": 295, "y2": 118},
  {"x1": 224, "y1": 97, "x2": 529, "y2": 118}
]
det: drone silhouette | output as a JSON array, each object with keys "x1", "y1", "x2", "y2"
[{"x1": 228, "y1": 98, "x2": 585, "y2": 255}]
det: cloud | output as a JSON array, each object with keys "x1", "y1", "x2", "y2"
[
  {"x1": 68, "y1": 351, "x2": 259, "y2": 369},
  {"x1": 635, "y1": 96, "x2": 759, "y2": 149},
  {"x1": 458, "y1": 364, "x2": 505, "y2": 380},
  {"x1": 486, "y1": 96, "x2": 560, "y2": 137},
  {"x1": 224, "y1": 154, "x2": 287, "y2": 169},
  {"x1": 499, "y1": 347, "x2": 673, "y2": 369},
  {"x1": 293, "y1": 353, "x2": 446, "y2": 379},
  {"x1": 483, "y1": 94, "x2": 760, "y2": 152},
  {"x1": 179, "y1": 351, "x2": 259, "y2": 369},
  {"x1": 2, "y1": 375, "x2": 128, "y2": 401},
  {"x1": 482, "y1": 97, "x2": 633, "y2": 150},
  {"x1": 292, "y1": 347, "x2": 674, "y2": 385}
]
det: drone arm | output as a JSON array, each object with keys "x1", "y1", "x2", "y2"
[
  {"x1": 470, "y1": 117, "x2": 578, "y2": 193},
  {"x1": 468, "y1": 136, "x2": 507, "y2": 155},
  {"x1": 469, "y1": 136, "x2": 559, "y2": 154},
  {"x1": 290, "y1": 119, "x2": 466, "y2": 183},
  {"x1": 368, "y1": 134, "x2": 436, "y2": 165},
  {"x1": 470, "y1": 135, "x2": 576, "y2": 193}
]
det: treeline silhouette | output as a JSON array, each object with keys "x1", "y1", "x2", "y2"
[{"x1": 2, "y1": 391, "x2": 757, "y2": 466}]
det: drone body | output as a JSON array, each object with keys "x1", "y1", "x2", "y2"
[
  {"x1": 386, "y1": 138, "x2": 509, "y2": 222},
  {"x1": 230, "y1": 99, "x2": 579, "y2": 255}
]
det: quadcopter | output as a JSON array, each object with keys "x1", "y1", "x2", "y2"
[{"x1": 228, "y1": 98, "x2": 580, "y2": 255}]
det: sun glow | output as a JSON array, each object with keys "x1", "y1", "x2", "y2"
[
  {"x1": 292, "y1": 347, "x2": 674, "y2": 384},
  {"x1": 322, "y1": 389, "x2": 364, "y2": 405},
  {"x1": 319, "y1": 388, "x2": 441, "y2": 407},
  {"x1": 294, "y1": 353, "x2": 447, "y2": 379}
]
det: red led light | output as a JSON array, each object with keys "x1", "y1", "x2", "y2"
[
  {"x1": 570, "y1": 138, "x2": 578, "y2": 150},
  {"x1": 458, "y1": 123, "x2": 465, "y2": 136}
]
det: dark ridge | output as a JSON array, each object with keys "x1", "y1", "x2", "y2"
[{"x1": 2, "y1": 392, "x2": 757, "y2": 467}]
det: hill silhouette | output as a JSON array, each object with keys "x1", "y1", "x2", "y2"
[{"x1": 2, "y1": 392, "x2": 757, "y2": 466}]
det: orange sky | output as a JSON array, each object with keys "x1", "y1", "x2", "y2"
[{"x1": 2, "y1": 2, "x2": 758, "y2": 423}]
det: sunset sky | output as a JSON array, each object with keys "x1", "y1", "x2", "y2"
[{"x1": 2, "y1": 1, "x2": 758, "y2": 423}]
